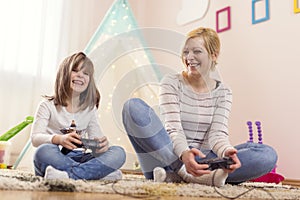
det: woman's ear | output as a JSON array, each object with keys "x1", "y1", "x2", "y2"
[
  {"x1": 211, "y1": 53, "x2": 218, "y2": 62},
  {"x1": 210, "y1": 53, "x2": 218, "y2": 70}
]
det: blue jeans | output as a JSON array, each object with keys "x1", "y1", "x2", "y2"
[
  {"x1": 122, "y1": 98, "x2": 278, "y2": 184},
  {"x1": 34, "y1": 144, "x2": 126, "y2": 180}
]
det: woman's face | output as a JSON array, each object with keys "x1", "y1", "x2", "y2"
[
  {"x1": 182, "y1": 37, "x2": 214, "y2": 77},
  {"x1": 70, "y1": 62, "x2": 90, "y2": 95}
]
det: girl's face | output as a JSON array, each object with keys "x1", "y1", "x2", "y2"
[
  {"x1": 182, "y1": 37, "x2": 215, "y2": 77},
  {"x1": 70, "y1": 62, "x2": 90, "y2": 95}
]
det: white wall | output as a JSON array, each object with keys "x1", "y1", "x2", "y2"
[
  {"x1": 211, "y1": 1, "x2": 300, "y2": 181},
  {"x1": 225, "y1": 1, "x2": 299, "y2": 180}
]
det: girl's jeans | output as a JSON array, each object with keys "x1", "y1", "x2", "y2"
[
  {"x1": 122, "y1": 98, "x2": 278, "y2": 184},
  {"x1": 34, "y1": 144, "x2": 126, "y2": 180}
]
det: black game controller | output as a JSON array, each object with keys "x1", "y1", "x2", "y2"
[
  {"x1": 81, "y1": 138, "x2": 102, "y2": 157},
  {"x1": 61, "y1": 137, "x2": 102, "y2": 157},
  {"x1": 196, "y1": 157, "x2": 235, "y2": 171},
  {"x1": 60, "y1": 127, "x2": 102, "y2": 157}
]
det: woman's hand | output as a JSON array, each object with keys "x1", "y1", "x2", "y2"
[
  {"x1": 94, "y1": 136, "x2": 109, "y2": 154},
  {"x1": 224, "y1": 148, "x2": 241, "y2": 173},
  {"x1": 181, "y1": 148, "x2": 211, "y2": 177}
]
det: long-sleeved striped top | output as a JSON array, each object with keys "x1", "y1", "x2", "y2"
[{"x1": 159, "y1": 73, "x2": 234, "y2": 158}]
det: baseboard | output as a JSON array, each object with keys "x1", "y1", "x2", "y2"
[
  {"x1": 282, "y1": 179, "x2": 300, "y2": 187},
  {"x1": 121, "y1": 169, "x2": 142, "y2": 175}
]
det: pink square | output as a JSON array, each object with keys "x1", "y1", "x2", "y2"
[{"x1": 216, "y1": 6, "x2": 231, "y2": 33}]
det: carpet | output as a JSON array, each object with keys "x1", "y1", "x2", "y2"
[{"x1": 0, "y1": 169, "x2": 299, "y2": 200}]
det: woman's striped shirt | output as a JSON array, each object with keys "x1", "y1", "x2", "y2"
[{"x1": 159, "y1": 73, "x2": 234, "y2": 158}]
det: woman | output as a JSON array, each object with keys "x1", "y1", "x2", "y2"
[
  {"x1": 31, "y1": 52, "x2": 126, "y2": 180},
  {"x1": 122, "y1": 27, "x2": 277, "y2": 187}
]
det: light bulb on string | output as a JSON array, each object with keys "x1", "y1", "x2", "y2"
[{"x1": 111, "y1": 20, "x2": 117, "y2": 26}]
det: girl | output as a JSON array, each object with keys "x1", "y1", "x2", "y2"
[{"x1": 31, "y1": 52, "x2": 126, "y2": 180}]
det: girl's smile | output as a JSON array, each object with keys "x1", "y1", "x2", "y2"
[{"x1": 70, "y1": 62, "x2": 90, "y2": 94}]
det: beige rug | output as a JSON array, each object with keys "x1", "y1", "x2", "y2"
[{"x1": 0, "y1": 169, "x2": 299, "y2": 200}]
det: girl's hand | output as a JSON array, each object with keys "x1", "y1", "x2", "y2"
[
  {"x1": 53, "y1": 130, "x2": 82, "y2": 150},
  {"x1": 181, "y1": 148, "x2": 211, "y2": 177},
  {"x1": 224, "y1": 148, "x2": 241, "y2": 173},
  {"x1": 95, "y1": 136, "x2": 109, "y2": 154}
]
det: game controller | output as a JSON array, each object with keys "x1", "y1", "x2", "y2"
[
  {"x1": 196, "y1": 157, "x2": 235, "y2": 171},
  {"x1": 60, "y1": 127, "x2": 102, "y2": 157},
  {"x1": 61, "y1": 137, "x2": 102, "y2": 157},
  {"x1": 81, "y1": 138, "x2": 102, "y2": 157}
]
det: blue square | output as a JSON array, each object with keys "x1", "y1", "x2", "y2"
[{"x1": 252, "y1": 0, "x2": 270, "y2": 24}]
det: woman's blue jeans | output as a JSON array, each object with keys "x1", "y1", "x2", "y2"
[
  {"x1": 34, "y1": 144, "x2": 126, "y2": 180},
  {"x1": 122, "y1": 98, "x2": 278, "y2": 184}
]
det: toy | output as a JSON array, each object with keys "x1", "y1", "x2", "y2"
[
  {"x1": 0, "y1": 116, "x2": 34, "y2": 141},
  {"x1": 0, "y1": 163, "x2": 7, "y2": 169},
  {"x1": 255, "y1": 121, "x2": 263, "y2": 144},
  {"x1": 196, "y1": 157, "x2": 235, "y2": 171},
  {"x1": 0, "y1": 116, "x2": 33, "y2": 168},
  {"x1": 246, "y1": 121, "x2": 253, "y2": 143},
  {"x1": 247, "y1": 120, "x2": 284, "y2": 184}
]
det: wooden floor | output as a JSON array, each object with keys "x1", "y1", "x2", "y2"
[
  {"x1": 2, "y1": 183, "x2": 299, "y2": 200},
  {"x1": 1, "y1": 184, "x2": 299, "y2": 200},
  {"x1": 0, "y1": 190, "x2": 227, "y2": 200}
]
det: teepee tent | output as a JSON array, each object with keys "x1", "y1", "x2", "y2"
[{"x1": 83, "y1": 0, "x2": 165, "y2": 169}]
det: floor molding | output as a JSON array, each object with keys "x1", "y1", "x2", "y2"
[
  {"x1": 121, "y1": 169, "x2": 142, "y2": 175},
  {"x1": 282, "y1": 179, "x2": 300, "y2": 187}
]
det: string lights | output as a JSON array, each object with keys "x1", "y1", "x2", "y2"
[{"x1": 83, "y1": 0, "x2": 159, "y2": 169}]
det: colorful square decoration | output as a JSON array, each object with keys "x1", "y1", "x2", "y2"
[
  {"x1": 294, "y1": 0, "x2": 300, "y2": 13},
  {"x1": 216, "y1": 6, "x2": 231, "y2": 33},
  {"x1": 252, "y1": 0, "x2": 270, "y2": 24}
]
